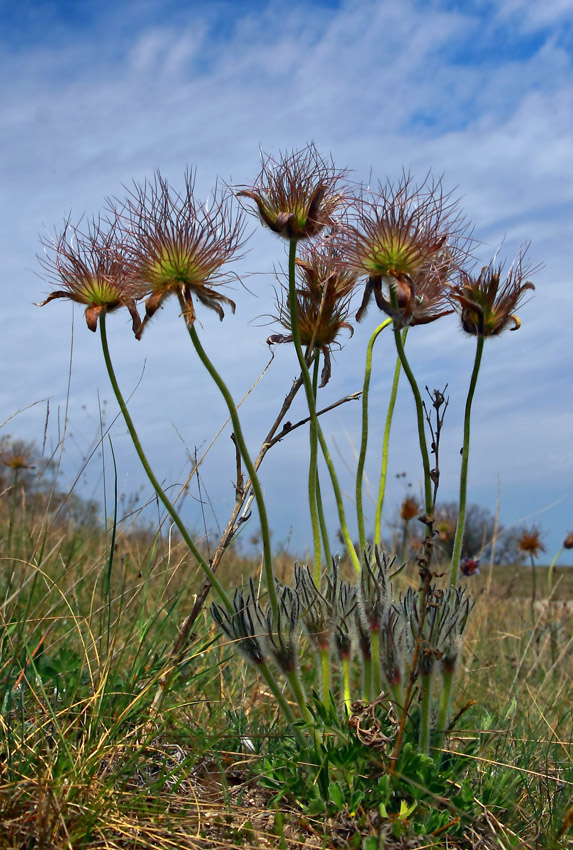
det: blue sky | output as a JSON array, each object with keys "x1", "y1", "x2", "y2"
[{"x1": 1, "y1": 0, "x2": 572, "y2": 564}]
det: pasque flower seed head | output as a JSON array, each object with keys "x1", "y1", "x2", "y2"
[
  {"x1": 237, "y1": 144, "x2": 347, "y2": 241},
  {"x1": 39, "y1": 217, "x2": 142, "y2": 334},
  {"x1": 116, "y1": 170, "x2": 246, "y2": 337}
]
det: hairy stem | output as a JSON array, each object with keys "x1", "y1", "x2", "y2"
[
  {"x1": 362, "y1": 655, "x2": 373, "y2": 703},
  {"x1": 392, "y1": 321, "x2": 432, "y2": 522},
  {"x1": 435, "y1": 667, "x2": 454, "y2": 760},
  {"x1": 309, "y1": 355, "x2": 322, "y2": 584},
  {"x1": 547, "y1": 547, "x2": 563, "y2": 596},
  {"x1": 284, "y1": 670, "x2": 313, "y2": 727},
  {"x1": 371, "y1": 629, "x2": 382, "y2": 699},
  {"x1": 530, "y1": 553, "x2": 537, "y2": 624},
  {"x1": 341, "y1": 656, "x2": 352, "y2": 713},
  {"x1": 449, "y1": 336, "x2": 485, "y2": 587},
  {"x1": 356, "y1": 319, "x2": 392, "y2": 553},
  {"x1": 316, "y1": 476, "x2": 333, "y2": 575},
  {"x1": 374, "y1": 335, "x2": 406, "y2": 548},
  {"x1": 260, "y1": 662, "x2": 307, "y2": 749}
]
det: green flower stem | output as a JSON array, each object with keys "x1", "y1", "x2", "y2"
[
  {"x1": 374, "y1": 336, "x2": 406, "y2": 549},
  {"x1": 320, "y1": 648, "x2": 331, "y2": 704},
  {"x1": 310, "y1": 355, "x2": 323, "y2": 584},
  {"x1": 547, "y1": 548, "x2": 563, "y2": 595},
  {"x1": 7, "y1": 469, "x2": 19, "y2": 550},
  {"x1": 259, "y1": 661, "x2": 307, "y2": 749},
  {"x1": 371, "y1": 630, "x2": 382, "y2": 698},
  {"x1": 316, "y1": 476, "x2": 333, "y2": 575},
  {"x1": 309, "y1": 354, "x2": 334, "y2": 575},
  {"x1": 419, "y1": 672, "x2": 433, "y2": 755},
  {"x1": 284, "y1": 670, "x2": 314, "y2": 727},
  {"x1": 530, "y1": 553, "x2": 537, "y2": 624},
  {"x1": 449, "y1": 335, "x2": 485, "y2": 587},
  {"x1": 435, "y1": 667, "x2": 454, "y2": 759},
  {"x1": 390, "y1": 681, "x2": 405, "y2": 712},
  {"x1": 288, "y1": 240, "x2": 361, "y2": 575},
  {"x1": 391, "y1": 319, "x2": 432, "y2": 522},
  {"x1": 317, "y1": 427, "x2": 361, "y2": 574},
  {"x1": 341, "y1": 656, "x2": 352, "y2": 713},
  {"x1": 362, "y1": 656, "x2": 373, "y2": 703},
  {"x1": 356, "y1": 319, "x2": 392, "y2": 554},
  {"x1": 401, "y1": 520, "x2": 410, "y2": 565},
  {"x1": 99, "y1": 313, "x2": 232, "y2": 614},
  {"x1": 184, "y1": 312, "x2": 278, "y2": 617}
]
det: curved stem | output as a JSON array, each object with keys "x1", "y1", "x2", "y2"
[
  {"x1": 315, "y1": 476, "x2": 333, "y2": 576},
  {"x1": 374, "y1": 333, "x2": 406, "y2": 548},
  {"x1": 530, "y1": 553, "x2": 537, "y2": 624},
  {"x1": 287, "y1": 240, "x2": 360, "y2": 574},
  {"x1": 99, "y1": 313, "x2": 233, "y2": 613},
  {"x1": 392, "y1": 323, "x2": 432, "y2": 522},
  {"x1": 259, "y1": 662, "x2": 307, "y2": 749},
  {"x1": 362, "y1": 655, "x2": 373, "y2": 703},
  {"x1": 401, "y1": 520, "x2": 410, "y2": 565},
  {"x1": 318, "y1": 428, "x2": 361, "y2": 574},
  {"x1": 389, "y1": 681, "x2": 404, "y2": 712},
  {"x1": 547, "y1": 548, "x2": 563, "y2": 596},
  {"x1": 184, "y1": 312, "x2": 278, "y2": 616},
  {"x1": 356, "y1": 319, "x2": 392, "y2": 554},
  {"x1": 341, "y1": 656, "x2": 352, "y2": 714},
  {"x1": 449, "y1": 336, "x2": 485, "y2": 587},
  {"x1": 309, "y1": 355, "x2": 322, "y2": 584},
  {"x1": 7, "y1": 469, "x2": 19, "y2": 550},
  {"x1": 285, "y1": 670, "x2": 314, "y2": 727}
]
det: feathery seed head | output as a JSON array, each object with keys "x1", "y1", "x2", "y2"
[
  {"x1": 237, "y1": 144, "x2": 347, "y2": 241},
  {"x1": 335, "y1": 174, "x2": 469, "y2": 326},
  {"x1": 39, "y1": 218, "x2": 142, "y2": 334},
  {"x1": 2, "y1": 452, "x2": 35, "y2": 471},
  {"x1": 517, "y1": 526, "x2": 546, "y2": 560},
  {"x1": 269, "y1": 241, "x2": 358, "y2": 386},
  {"x1": 358, "y1": 266, "x2": 454, "y2": 326},
  {"x1": 400, "y1": 496, "x2": 420, "y2": 522},
  {"x1": 449, "y1": 249, "x2": 535, "y2": 337},
  {"x1": 117, "y1": 170, "x2": 246, "y2": 336}
]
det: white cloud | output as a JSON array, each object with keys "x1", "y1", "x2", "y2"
[{"x1": 493, "y1": 0, "x2": 573, "y2": 30}]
